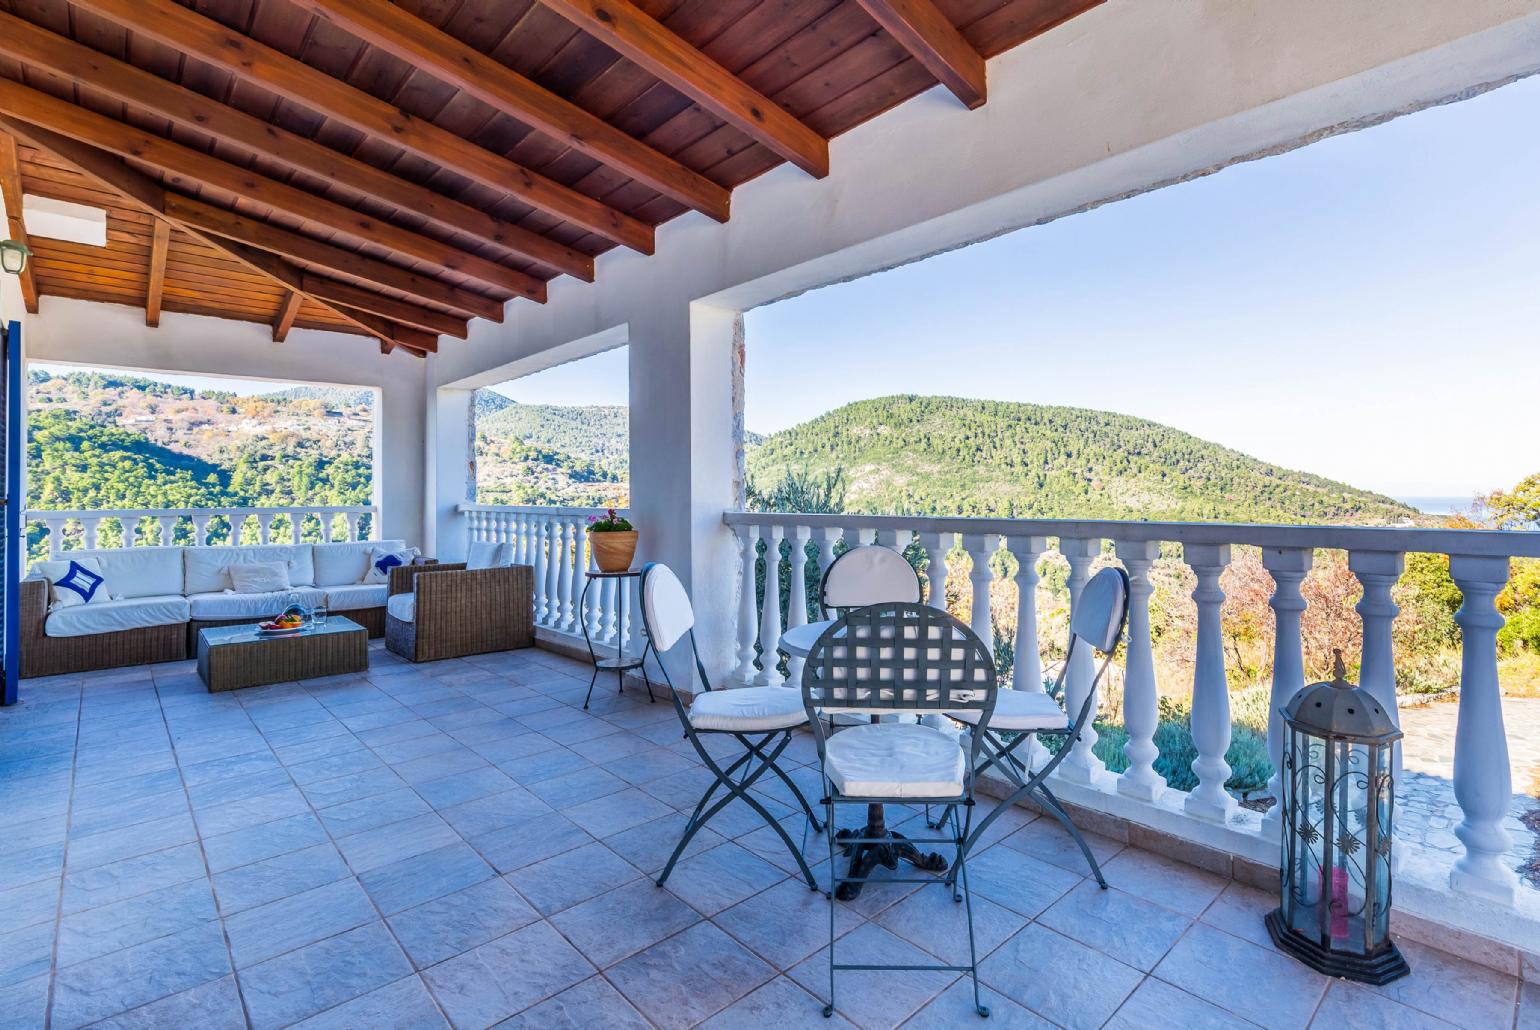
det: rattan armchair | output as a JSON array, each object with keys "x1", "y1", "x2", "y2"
[{"x1": 384, "y1": 561, "x2": 535, "y2": 663}]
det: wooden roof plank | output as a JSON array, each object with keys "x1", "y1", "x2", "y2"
[
  {"x1": 540, "y1": 0, "x2": 829, "y2": 177},
  {"x1": 70, "y1": 0, "x2": 656, "y2": 254},
  {"x1": 0, "y1": 11, "x2": 594, "y2": 282},
  {"x1": 145, "y1": 217, "x2": 169, "y2": 326},
  {"x1": 855, "y1": 0, "x2": 986, "y2": 109},
  {"x1": 0, "y1": 131, "x2": 41, "y2": 313}
]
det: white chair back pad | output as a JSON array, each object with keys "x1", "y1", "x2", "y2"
[
  {"x1": 822, "y1": 545, "x2": 921, "y2": 610},
  {"x1": 1069, "y1": 566, "x2": 1129, "y2": 653},
  {"x1": 642, "y1": 563, "x2": 695, "y2": 651}
]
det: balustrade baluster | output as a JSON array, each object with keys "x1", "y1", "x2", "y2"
[
  {"x1": 962, "y1": 534, "x2": 995, "y2": 647},
  {"x1": 535, "y1": 518, "x2": 555, "y2": 627},
  {"x1": 1260, "y1": 547, "x2": 1312, "y2": 836},
  {"x1": 154, "y1": 515, "x2": 176, "y2": 548},
  {"x1": 1005, "y1": 536, "x2": 1045, "y2": 693},
  {"x1": 1450, "y1": 554, "x2": 1518, "y2": 903},
  {"x1": 924, "y1": 531, "x2": 954, "y2": 612},
  {"x1": 82, "y1": 517, "x2": 102, "y2": 551},
  {"x1": 1115, "y1": 540, "x2": 1164, "y2": 802},
  {"x1": 1352, "y1": 550, "x2": 1406, "y2": 802},
  {"x1": 754, "y1": 524, "x2": 786, "y2": 686},
  {"x1": 785, "y1": 526, "x2": 812, "y2": 688},
  {"x1": 558, "y1": 519, "x2": 579, "y2": 632},
  {"x1": 344, "y1": 512, "x2": 360, "y2": 542},
  {"x1": 1184, "y1": 543, "x2": 1237, "y2": 822},
  {"x1": 1058, "y1": 537, "x2": 1106, "y2": 784},
  {"x1": 191, "y1": 515, "x2": 212, "y2": 547},
  {"x1": 734, "y1": 526, "x2": 761, "y2": 685},
  {"x1": 816, "y1": 528, "x2": 840, "y2": 613},
  {"x1": 45, "y1": 519, "x2": 65, "y2": 558},
  {"x1": 585, "y1": 541, "x2": 604, "y2": 641},
  {"x1": 256, "y1": 514, "x2": 274, "y2": 545}
]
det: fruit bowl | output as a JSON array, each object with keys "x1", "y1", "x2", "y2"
[{"x1": 257, "y1": 617, "x2": 305, "y2": 635}]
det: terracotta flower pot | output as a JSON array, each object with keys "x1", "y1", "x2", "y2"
[{"x1": 590, "y1": 530, "x2": 639, "y2": 573}]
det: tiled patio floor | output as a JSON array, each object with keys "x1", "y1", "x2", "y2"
[{"x1": 0, "y1": 643, "x2": 1531, "y2": 1030}]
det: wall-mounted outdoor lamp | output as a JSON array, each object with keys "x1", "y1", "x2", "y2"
[{"x1": 0, "y1": 240, "x2": 30, "y2": 276}]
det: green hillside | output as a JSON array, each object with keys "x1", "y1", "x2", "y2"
[
  {"x1": 477, "y1": 399, "x2": 629, "y2": 475},
  {"x1": 745, "y1": 395, "x2": 1416, "y2": 523}
]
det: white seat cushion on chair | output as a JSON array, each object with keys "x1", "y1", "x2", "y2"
[
  {"x1": 324, "y1": 583, "x2": 388, "y2": 612},
  {"x1": 386, "y1": 592, "x2": 416, "y2": 623},
  {"x1": 187, "y1": 588, "x2": 324, "y2": 620},
  {"x1": 824, "y1": 722, "x2": 964, "y2": 799},
  {"x1": 45, "y1": 595, "x2": 190, "y2": 638},
  {"x1": 948, "y1": 689, "x2": 1068, "y2": 732},
  {"x1": 688, "y1": 686, "x2": 807, "y2": 732}
]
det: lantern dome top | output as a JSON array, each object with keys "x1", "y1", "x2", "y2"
[{"x1": 1283, "y1": 650, "x2": 1403, "y2": 743}]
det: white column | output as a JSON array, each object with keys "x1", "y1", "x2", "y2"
[
  {"x1": 1261, "y1": 546, "x2": 1313, "y2": 838},
  {"x1": 1184, "y1": 543, "x2": 1237, "y2": 823},
  {"x1": 541, "y1": 517, "x2": 561, "y2": 628},
  {"x1": 1449, "y1": 554, "x2": 1517, "y2": 904},
  {"x1": 962, "y1": 534, "x2": 995, "y2": 646},
  {"x1": 1006, "y1": 535, "x2": 1046, "y2": 692},
  {"x1": 785, "y1": 525, "x2": 811, "y2": 689},
  {"x1": 924, "y1": 531, "x2": 954, "y2": 613},
  {"x1": 733, "y1": 525, "x2": 760, "y2": 685},
  {"x1": 1116, "y1": 539, "x2": 1164, "y2": 802},
  {"x1": 558, "y1": 518, "x2": 578, "y2": 632},
  {"x1": 753, "y1": 524, "x2": 786, "y2": 686},
  {"x1": 1057, "y1": 537, "x2": 1105, "y2": 784},
  {"x1": 815, "y1": 527, "x2": 840, "y2": 617}
]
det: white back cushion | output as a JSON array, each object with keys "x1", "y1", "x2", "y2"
[
  {"x1": 227, "y1": 561, "x2": 292, "y2": 594},
  {"x1": 33, "y1": 558, "x2": 110, "y2": 609},
  {"x1": 642, "y1": 563, "x2": 694, "y2": 651},
  {"x1": 1070, "y1": 567, "x2": 1129, "y2": 653},
  {"x1": 185, "y1": 544, "x2": 316, "y2": 594},
  {"x1": 466, "y1": 540, "x2": 507, "y2": 570},
  {"x1": 313, "y1": 540, "x2": 405, "y2": 587},
  {"x1": 823, "y1": 545, "x2": 921, "y2": 610},
  {"x1": 33, "y1": 547, "x2": 183, "y2": 600}
]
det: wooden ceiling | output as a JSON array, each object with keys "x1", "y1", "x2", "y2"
[{"x1": 0, "y1": 0, "x2": 1102, "y2": 357}]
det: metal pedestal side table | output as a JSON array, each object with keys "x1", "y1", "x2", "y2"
[{"x1": 579, "y1": 568, "x2": 656, "y2": 710}]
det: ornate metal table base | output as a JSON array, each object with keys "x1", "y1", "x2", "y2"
[{"x1": 833, "y1": 802, "x2": 947, "y2": 901}]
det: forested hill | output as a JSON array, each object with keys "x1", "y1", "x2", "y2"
[{"x1": 745, "y1": 395, "x2": 1417, "y2": 523}]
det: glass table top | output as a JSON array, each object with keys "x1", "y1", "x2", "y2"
[{"x1": 200, "y1": 617, "x2": 363, "y2": 646}]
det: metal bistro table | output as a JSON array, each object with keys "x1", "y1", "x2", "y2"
[
  {"x1": 781, "y1": 619, "x2": 950, "y2": 900},
  {"x1": 580, "y1": 568, "x2": 656, "y2": 710}
]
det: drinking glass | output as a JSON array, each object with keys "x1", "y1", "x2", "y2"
[{"x1": 312, "y1": 606, "x2": 328, "y2": 628}]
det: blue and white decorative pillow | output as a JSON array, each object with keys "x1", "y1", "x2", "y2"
[
  {"x1": 35, "y1": 558, "x2": 111, "y2": 610},
  {"x1": 362, "y1": 546, "x2": 420, "y2": 584}
]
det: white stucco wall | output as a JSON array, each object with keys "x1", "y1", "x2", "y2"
[
  {"x1": 21, "y1": 298, "x2": 428, "y2": 547},
  {"x1": 431, "y1": 0, "x2": 1540, "y2": 681}
]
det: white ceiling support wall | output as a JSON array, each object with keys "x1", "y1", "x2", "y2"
[
  {"x1": 25, "y1": 298, "x2": 428, "y2": 546},
  {"x1": 429, "y1": 0, "x2": 1540, "y2": 684}
]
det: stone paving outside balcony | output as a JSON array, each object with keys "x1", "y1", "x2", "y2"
[{"x1": 0, "y1": 643, "x2": 1533, "y2": 1030}]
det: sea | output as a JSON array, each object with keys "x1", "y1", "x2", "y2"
[{"x1": 1396, "y1": 496, "x2": 1478, "y2": 517}]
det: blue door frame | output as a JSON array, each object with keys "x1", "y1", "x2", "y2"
[{"x1": 3, "y1": 319, "x2": 19, "y2": 706}]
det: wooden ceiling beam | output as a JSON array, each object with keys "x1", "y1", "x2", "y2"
[
  {"x1": 0, "y1": 13, "x2": 593, "y2": 283},
  {"x1": 272, "y1": 290, "x2": 303, "y2": 343},
  {"x1": 145, "y1": 218, "x2": 169, "y2": 327},
  {"x1": 70, "y1": 0, "x2": 656, "y2": 255},
  {"x1": 856, "y1": 0, "x2": 987, "y2": 109},
  {"x1": 0, "y1": 78, "x2": 544, "y2": 302},
  {"x1": 540, "y1": 0, "x2": 829, "y2": 178},
  {"x1": 0, "y1": 118, "x2": 434, "y2": 355},
  {"x1": 300, "y1": 274, "x2": 466, "y2": 339},
  {"x1": 289, "y1": 0, "x2": 731, "y2": 222},
  {"x1": 165, "y1": 196, "x2": 502, "y2": 323},
  {"x1": 0, "y1": 132, "x2": 40, "y2": 314}
]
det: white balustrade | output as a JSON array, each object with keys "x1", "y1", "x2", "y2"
[
  {"x1": 1058, "y1": 536, "x2": 1106, "y2": 784},
  {"x1": 733, "y1": 526, "x2": 760, "y2": 684},
  {"x1": 755, "y1": 524, "x2": 787, "y2": 687},
  {"x1": 28, "y1": 505, "x2": 378, "y2": 558},
  {"x1": 962, "y1": 534, "x2": 995, "y2": 648},
  {"x1": 1261, "y1": 546, "x2": 1312, "y2": 837},
  {"x1": 1116, "y1": 539, "x2": 1163, "y2": 803},
  {"x1": 1184, "y1": 542, "x2": 1236, "y2": 823},
  {"x1": 924, "y1": 530, "x2": 953, "y2": 610}
]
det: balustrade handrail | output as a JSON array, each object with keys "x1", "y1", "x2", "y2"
[
  {"x1": 723, "y1": 510, "x2": 1540, "y2": 558},
  {"x1": 26, "y1": 504, "x2": 380, "y2": 556},
  {"x1": 459, "y1": 502, "x2": 627, "y2": 518},
  {"x1": 29, "y1": 504, "x2": 376, "y2": 521}
]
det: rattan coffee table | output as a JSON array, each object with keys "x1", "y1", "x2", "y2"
[{"x1": 197, "y1": 618, "x2": 367, "y2": 692}]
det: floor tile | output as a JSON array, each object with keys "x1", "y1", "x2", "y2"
[
  {"x1": 413, "y1": 766, "x2": 518, "y2": 808},
  {"x1": 713, "y1": 877, "x2": 861, "y2": 970},
  {"x1": 0, "y1": 921, "x2": 55, "y2": 990},
  {"x1": 50, "y1": 919, "x2": 231, "y2": 1030},
  {"x1": 905, "y1": 978, "x2": 1054, "y2": 1028},
  {"x1": 213, "y1": 843, "x2": 351, "y2": 915},
  {"x1": 979, "y1": 923, "x2": 1142, "y2": 1030},
  {"x1": 506, "y1": 841, "x2": 642, "y2": 915},
  {"x1": 874, "y1": 876, "x2": 1028, "y2": 966},
  {"x1": 422, "y1": 919, "x2": 595, "y2": 1028},
  {"x1": 334, "y1": 813, "x2": 461, "y2": 874},
  {"x1": 565, "y1": 787, "x2": 674, "y2": 838},
  {"x1": 492, "y1": 974, "x2": 653, "y2": 1029},
  {"x1": 239, "y1": 921, "x2": 413, "y2": 1030},
  {"x1": 438, "y1": 787, "x2": 553, "y2": 838},
  {"x1": 604, "y1": 811, "x2": 726, "y2": 876},
  {"x1": 468, "y1": 814, "x2": 594, "y2": 874},
  {"x1": 1105, "y1": 976, "x2": 1261, "y2": 1029},
  {"x1": 551, "y1": 878, "x2": 701, "y2": 968},
  {"x1": 317, "y1": 786, "x2": 432, "y2": 837},
  {"x1": 1152, "y1": 923, "x2": 1327, "y2": 1030},
  {"x1": 1037, "y1": 881, "x2": 1191, "y2": 971},
  {"x1": 0, "y1": 878, "x2": 62, "y2": 935},
  {"x1": 663, "y1": 842, "x2": 788, "y2": 916},
  {"x1": 358, "y1": 841, "x2": 494, "y2": 915},
  {"x1": 80, "y1": 974, "x2": 247, "y2": 1030},
  {"x1": 788, "y1": 922, "x2": 958, "y2": 1028},
  {"x1": 388, "y1": 877, "x2": 539, "y2": 969},
  {"x1": 609, "y1": 921, "x2": 776, "y2": 1030},
  {"x1": 698, "y1": 976, "x2": 858, "y2": 1029},
  {"x1": 1366, "y1": 937, "x2": 1517, "y2": 1030},
  {"x1": 57, "y1": 877, "x2": 219, "y2": 968},
  {"x1": 527, "y1": 765, "x2": 631, "y2": 808},
  {"x1": 1101, "y1": 848, "x2": 1227, "y2": 917},
  {"x1": 1196, "y1": 881, "x2": 1275, "y2": 949},
  {"x1": 953, "y1": 842, "x2": 1082, "y2": 918},
  {"x1": 999, "y1": 815, "x2": 1124, "y2": 875},
  {"x1": 0, "y1": 974, "x2": 50, "y2": 1030},
  {"x1": 287, "y1": 974, "x2": 448, "y2": 1029},
  {"x1": 224, "y1": 877, "x2": 377, "y2": 967},
  {"x1": 1312, "y1": 979, "x2": 1457, "y2": 1029},
  {"x1": 201, "y1": 812, "x2": 329, "y2": 873}
]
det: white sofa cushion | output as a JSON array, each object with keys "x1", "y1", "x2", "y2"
[
  {"x1": 324, "y1": 583, "x2": 388, "y2": 612},
  {"x1": 948, "y1": 689, "x2": 1067, "y2": 732},
  {"x1": 33, "y1": 558, "x2": 111, "y2": 609},
  {"x1": 45, "y1": 594, "x2": 190, "y2": 638},
  {"x1": 688, "y1": 687, "x2": 807, "y2": 732},
  {"x1": 314, "y1": 540, "x2": 407, "y2": 587},
  {"x1": 385, "y1": 592, "x2": 415, "y2": 623},
  {"x1": 227, "y1": 561, "x2": 292, "y2": 594},
  {"x1": 187, "y1": 587, "x2": 324, "y2": 620},
  {"x1": 37, "y1": 547, "x2": 185, "y2": 600},
  {"x1": 823, "y1": 722, "x2": 964, "y2": 799},
  {"x1": 466, "y1": 540, "x2": 507, "y2": 570},
  {"x1": 185, "y1": 545, "x2": 316, "y2": 594}
]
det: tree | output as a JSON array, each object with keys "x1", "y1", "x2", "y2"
[{"x1": 1486, "y1": 473, "x2": 1540, "y2": 530}]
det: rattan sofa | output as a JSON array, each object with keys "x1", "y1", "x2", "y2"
[
  {"x1": 21, "y1": 539, "x2": 410, "y2": 678},
  {"x1": 385, "y1": 561, "x2": 535, "y2": 662}
]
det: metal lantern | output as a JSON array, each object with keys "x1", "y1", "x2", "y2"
[
  {"x1": 0, "y1": 240, "x2": 30, "y2": 276},
  {"x1": 1267, "y1": 649, "x2": 1409, "y2": 984}
]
